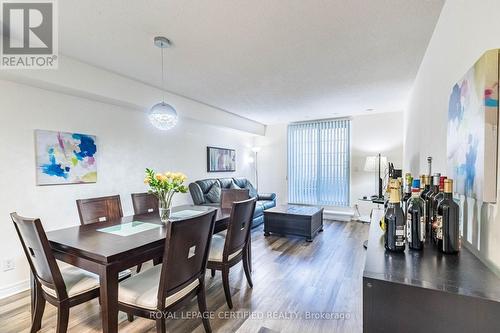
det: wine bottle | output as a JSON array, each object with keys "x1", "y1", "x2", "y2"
[
  {"x1": 431, "y1": 176, "x2": 447, "y2": 244},
  {"x1": 437, "y1": 179, "x2": 460, "y2": 254},
  {"x1": 406, "y1": 179, "x2": 425, "y2": 250},
  {"x1": 427, "y1": 173, "x2": 441, "y2": 243},
  {"x1": 402, "y1": 173, "x2": 412, "y2": 216},
  {"x1": 420, "y1": 175, "x2": 432, "y2": 237},
  {"x1": 384, "y1": 187, "x2": 405, "y2": 252}
]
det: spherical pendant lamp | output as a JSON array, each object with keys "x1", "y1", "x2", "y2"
[{"x1": 149, "y1": 36, "x2": 178, "y2": 130}]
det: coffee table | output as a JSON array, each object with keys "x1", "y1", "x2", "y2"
[{"x1": 264, "y1": 205, "x2": 324, "y2": 242}]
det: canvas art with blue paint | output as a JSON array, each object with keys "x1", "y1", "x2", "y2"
[
  {"x1": 35, "y1": 130, "x2": 98, "y2": 185},
  {"x1": 447, "y1": 49, "x2": 499, "y2": 202}
]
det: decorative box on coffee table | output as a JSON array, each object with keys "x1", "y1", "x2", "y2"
[{"x1": 264, "y1": 205, "x2": 324, "y2": 242}]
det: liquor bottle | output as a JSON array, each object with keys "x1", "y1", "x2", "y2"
[
  {"x1": 427, "y1": 173, "x2": 441, "y2": 243},
  {"x1": 406, "y1": 179, "x2": 425, "y2": 250},
  {"x1": 402, "y1": 173, "x2": 413, "y2": 215},
  {"x1": 431, "y1": 176, "x2": 447, "y2": 243},
  {"x1": 427, "y1": 156, "x2": 432, "y2": 177},
  {"x1": 420, "y1": 175, "x2": 432, "y2": 237},
  {"x1": 436, "y1": 179, "x2": 460, "y2": 254},
  {"x1": 384, "y1": 187, "x2": 405, "y2": 252}
]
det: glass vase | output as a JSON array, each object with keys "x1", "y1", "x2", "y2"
[{"x1": 158, "y1": 197, "x2": 172, "y2": 223}]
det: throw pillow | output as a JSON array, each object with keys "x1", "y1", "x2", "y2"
[
  {"x1": 206, "y1": 182, "x2": 221, "y2": 203},
  {"x1": 245, "y1": 182, "x2": 258, "y2": 198},
  {"x1": 229, "y1": 181, "x2": 241, "y2": 189}
]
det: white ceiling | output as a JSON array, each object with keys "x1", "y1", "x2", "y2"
[{"x1": 59, "y1": 0, "x2": 444, "y2": 125}]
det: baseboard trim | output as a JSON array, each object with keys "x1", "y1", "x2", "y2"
[{"x1": 0, "y1": 279, "x2": 30, "y2": 300}]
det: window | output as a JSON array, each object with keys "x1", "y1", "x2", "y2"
[{"x1": 288, "y1": 119, "x2": 350, "y2": 206}]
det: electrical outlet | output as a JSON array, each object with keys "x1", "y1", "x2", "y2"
[{"x1": 2, "y1": 259, "x2": 15, "y2": 272}]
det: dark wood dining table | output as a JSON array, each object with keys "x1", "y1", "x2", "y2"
[{"x1": 41, "y1": 205, "x2": 231, "y2": 333}]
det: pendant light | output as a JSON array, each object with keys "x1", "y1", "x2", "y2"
[{"x1": 148, "y1": 36, "x2": 178, "y2": 130}]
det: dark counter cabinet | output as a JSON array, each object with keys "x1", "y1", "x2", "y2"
[{"x1": 363, "y1": 223, "x2": 500, "y2": 333}]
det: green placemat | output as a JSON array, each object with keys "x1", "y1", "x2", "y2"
[
  {"x1": 97, "y1": 221, "x2": 162, "y2": 237},
  {"x1": 170, "y1": 210, "x2": 204, "y2": 219}
]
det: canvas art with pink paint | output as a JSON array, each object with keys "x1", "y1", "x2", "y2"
[
  {"x1": 447, "y1": 49, "x2": 499, "y2": 203},
  {"x1": 35, "y1": 130, "x2": 98, "y2": 185}
]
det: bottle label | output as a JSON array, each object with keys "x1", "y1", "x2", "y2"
[
  {"x1": 420, "y1": 217, "x2": 425, "y2": 242},
  {"x1": 406, "y1": 214, "x2": 412, "y2": 243},
  {"x1": 395, "y1": 225, "x2": 405, "y2": 247},
  {"x1": 436, "y1": 215, "x2": 443, "y2": 240}
]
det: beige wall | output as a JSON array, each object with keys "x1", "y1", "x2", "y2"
[
  {"x1": 0, "y1": 80, "x2": 256, "y2": 297},
  {"x1": 404, "y1": 0, "x2": 500, "y2": 273}
]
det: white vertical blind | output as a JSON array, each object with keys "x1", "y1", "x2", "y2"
[{"x1": 288, "y1": 119, "x2": 350, "y2": 206}]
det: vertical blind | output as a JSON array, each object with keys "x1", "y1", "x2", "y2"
[{"x1": 288, "y1": 119, "x2": 350, "y2": 206}]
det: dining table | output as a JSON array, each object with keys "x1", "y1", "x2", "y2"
[{"x1": 38, "y1": 205, "x2": 233, "y2": 333}]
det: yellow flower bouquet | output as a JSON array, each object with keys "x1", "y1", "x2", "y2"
[{"x1": 144, "y1": 168, "x2": 188, "y2": 222}]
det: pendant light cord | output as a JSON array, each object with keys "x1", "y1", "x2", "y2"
[{"x1": 161, "y1": 45, "x2": 165, "y2": 103}]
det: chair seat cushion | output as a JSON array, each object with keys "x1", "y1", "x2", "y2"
[
  {"x1": 42, "y1": 261, "x2": 99, "y2": 298},
  {"x1": 208, "y1": 234, "x2": 241, "y2": 262},
  {"x1": 118, "y1": 265, "x2": 199, "y2": 310}
]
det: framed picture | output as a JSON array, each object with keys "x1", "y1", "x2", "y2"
[
  {"x1": 207, "y1": 146, "x2": 236, "y2": 172},
  {"x1": 447, "y1": 49, "x2": 499, "y2": 202},
  {"x1": 35, "y1": 130, "x2": 98, "y2": 185}
]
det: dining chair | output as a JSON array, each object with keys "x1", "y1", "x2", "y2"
[
  {"x1": 76, "y1": 195, "x2": 123, "y2": 224},
  {"x1": 11, "y1": 212, "x2": 100, "y2": 333},
  {"x1": 131, "y1": 192, "x2": 160, "y2": 273},
  {"x1": 76, "y1": 195, "x2": 136, "y2": 275},
  {"x1": 117, "y1": 209, "x2": 217, "y2": 333},
  {"x1": 220, "y1": 189, "x2": 250, "y2": 210},
  {"x1": 208, "y1": 198, "x2": 256, "y2": 309},
  {"x1": 131, "y1": 192, "x2": 159, "y2": 215}
]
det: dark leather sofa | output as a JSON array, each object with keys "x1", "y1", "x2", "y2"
[{"x1": 188, "y1": 177, "x2": 276, "y2": 228}]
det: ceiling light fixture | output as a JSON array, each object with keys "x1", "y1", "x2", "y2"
[{"x1": 148, "y1": 36, "x2": 178, "y2": 131}]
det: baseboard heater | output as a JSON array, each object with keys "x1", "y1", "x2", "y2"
[{"x1": 323, "y1": 209, "x2": 354, "y2": 222}]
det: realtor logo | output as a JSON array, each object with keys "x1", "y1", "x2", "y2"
[{"x1": 1, "y1": 0, "x2": 58, "y2": 69}]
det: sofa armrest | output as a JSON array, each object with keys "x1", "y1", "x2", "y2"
[
  {"x1": 189, "y1": 182, "x2": 206, "y2": 205},
  {"x1": 257, "y1": 193, "x2": 276, "y2": 201}
]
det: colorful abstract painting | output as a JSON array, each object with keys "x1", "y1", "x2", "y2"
[
  {"x1": 35, "y1": 130, "x2": 98, "y2": 185},
  {"x1": 447, "y1": 49, "x2": 499, "y2": 202}
]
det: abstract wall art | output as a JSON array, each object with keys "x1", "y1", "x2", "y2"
[
  {"x1": 447, "y1": 49, "x2": 499, "y2": 202},
  {"x1": 35, "y1": 130, "x2": 98, "y2": 185},
  {"x1": 207, "y1": 146, "x2": 236, "y2": 172}
]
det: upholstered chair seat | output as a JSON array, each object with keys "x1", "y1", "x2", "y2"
[
  {"x1": 118, "y1": 265, "x2": 199, "y2": 310},
  {"x1": 41, "y1": 261, "x2": 100, "y2": 298},
  {"x1": 208, "y1": 234, "x2": 242, "y2": 262}
]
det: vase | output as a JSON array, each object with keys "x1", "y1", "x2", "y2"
[{"x1": 158, "y1": 198, "x2": 172, "y2": 223}]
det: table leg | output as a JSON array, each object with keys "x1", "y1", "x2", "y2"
[{"x1": 99, "y1": 266, "x2": 119, "y2": 333}]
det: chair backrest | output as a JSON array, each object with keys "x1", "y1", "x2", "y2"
[
  {"x1": 221, "y1": 189, "x2": 250, "y2": 210},
  {"x1": 11, "y1": 213, "x2": 67, "y2": 299},
  {"x1": 157, "y1": 209, "x2": 216, "y2": 309},
  {"x1": 131, "y1": 192, "x2": 158, "y2": 215},
  {"x1": 224, "y1": 198, "x2": 256, "y2": 259},
  {"x1": 76, "y1": 195, "x2": 123, "y2": 224}
]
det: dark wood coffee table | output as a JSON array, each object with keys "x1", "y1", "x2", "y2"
[{"x1": 264, "y1": 205, "x2": 324, "y2": 242}]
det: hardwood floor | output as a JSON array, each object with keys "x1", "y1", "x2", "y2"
[{"x1": 0, "y1": 220, "x2": 368, "y2": 333}]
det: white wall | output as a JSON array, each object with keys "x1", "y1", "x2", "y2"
[
  {"x1": 351, "y1": 112, "x2": 403, "y2": 215},
  {"x1": 404, "y1": 0, "x2": 500, "y2": 273},
  {"x1": 0, "y1": 80, "x2": 256, "y2": 297},
  {"x1": 257, "y1": 112, "x2": 404, "y2": 215}
]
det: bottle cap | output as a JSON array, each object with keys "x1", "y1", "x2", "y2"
[
  {"x1": 433, "y1": 173, "x2": 441, "y2": 186},
  {"x1": 389, "y1": 188, "x2": 400, "y2": 203},
  {"x1": 421, "y1": 175, "x2": 428, "y2": 186},
  {"x1": 439, "y1": 176, "x2": 447, "y2": 190},
  {"x1": 444, "y1": 179, "x2": 453, "y2": 193},
  {"x1": 412, "y1": 178, "x2": 420, "y2": 189}
]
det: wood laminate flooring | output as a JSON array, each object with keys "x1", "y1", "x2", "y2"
[{"x1": 0, "y1": 220, "x2": 368, "y2": 333}]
